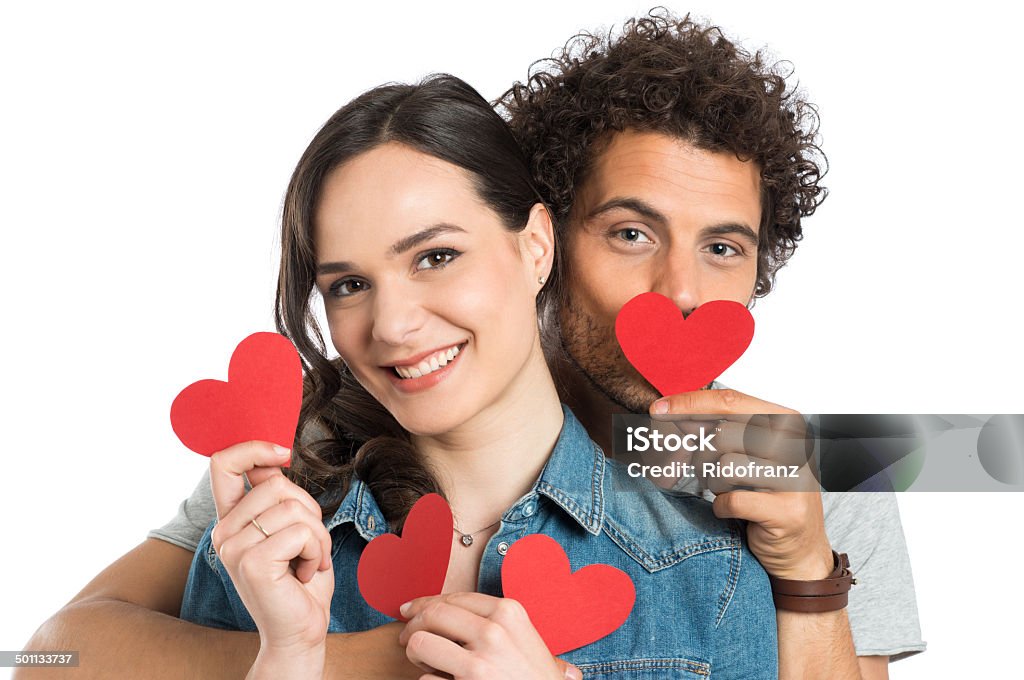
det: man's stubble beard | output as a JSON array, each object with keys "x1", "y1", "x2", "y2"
[{"x1": 557, "y1": 287, "x2": 662, "y2": 415}]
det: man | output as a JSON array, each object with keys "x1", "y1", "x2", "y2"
[
  {"x1": 499, "y1": 11, "x2": 924, "y2": 678},
  {"x1": 20, "y1": 11, "x2": 922, "y2": 679}
]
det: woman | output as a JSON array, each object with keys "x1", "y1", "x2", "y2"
[{"x1": 181, "y1": 75, "x2": 778, "y2": 679}]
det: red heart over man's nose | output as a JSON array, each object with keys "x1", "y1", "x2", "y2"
[
  {"x1": 502, "y1": 534, "x2": 636, "y2": 655},
  {"x1": 615, "y1": 293, "x2": 754, "y2": 396},
  {"x1": 170, "y1": 332, "x2": 303, "y2": 461},
  {"x1": 357, "y1": 493, "x2": 454, "y2": 620}
]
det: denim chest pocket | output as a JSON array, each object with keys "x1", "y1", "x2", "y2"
[{"x1": 574, "y1": 658, "x2": 711, "y2": 678}]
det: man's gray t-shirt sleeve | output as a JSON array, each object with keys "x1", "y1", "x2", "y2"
[
  {"x1": 148, "y1": 470, "x2": 217, "y2": 552},
  {"x1": 822, "y1": 491, "x2": 926, "y2": 660}
]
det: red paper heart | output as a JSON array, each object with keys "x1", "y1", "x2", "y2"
[
  {"x1": 502, "y1": 534, "x2": 635, "y2": 655},
  {"x1": 615, "y1": 293, "x2": 754, "y2": 396},
  {"x1": 170, "y1": 332, "x2": 303, "y2": 462},
  {"x1": 357, "y1": 493, "x2": 453, "y2": 620}
]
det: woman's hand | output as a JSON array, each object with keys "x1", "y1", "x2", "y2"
[
  {"x1": 398, "y1": 593, "x2": 580, "y2": 680},
  {"x1": 208, "y1": 441, "x2": 335, "y2": 678}
]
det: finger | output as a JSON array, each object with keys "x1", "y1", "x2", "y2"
[
  {"x1": 398, "y1": 599, "x2": 488, "y2": 647},
  {"x1": 704, "y1": 452, "x2": 817, "y2": 494},
  {"x1": 210, "y1": 441, "x2": 291, "y2": 519},
  {"x1": 555, "y1": 660, "x2": 583, "y2": 680},
  {"x1": 706, "y1": 424, "x2": 813, "y2": 469},
  {"x1": 216, "y1": 474, "x2": 323, "y2": 542},
  {"x1": 405, "y1": 630, "x2": 472, "y2": 676},
  {"x1": 242, "y1": 522, "x2": 324, "y2": 583},
  {"x1": 712, "y1": 489, "x2": 812, "y2": 525},
  {"x1": 215, "y1": 520, "x2": 268, "y2": 568},
  {"x1": 650, "y1": 388, "x2": 795, "y2": 419},
  {"x1": 248, "y1": 500, "x2": 332, "y2": 582},
  {"x1": 401, "y1": 592, "x2": 505, "y2": 622},
  {"x1": 246, "y1": 465, "x2": 286, "y2": 487}
]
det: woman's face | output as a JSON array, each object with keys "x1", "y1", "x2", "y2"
[{"x1": 313, "y1": 143, "x2": 550, "y2": 436}]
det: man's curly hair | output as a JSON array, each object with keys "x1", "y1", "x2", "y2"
[{"x1": 499, "y1": 9, "x2": 828, "y2": 298}]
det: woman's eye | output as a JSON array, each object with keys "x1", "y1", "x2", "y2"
[
  {"x1": 708, "y1": 242, "x2": 739, "y2": 257},
  {"x1": 614, "y1": 228, "x2": 652, "y2": 244},
  {"x1": 415, "y1": 248, "x2": 459, "y2": 271},
  {"x1": 328, "y1": 278, "x2": 368, "y2": 297}
]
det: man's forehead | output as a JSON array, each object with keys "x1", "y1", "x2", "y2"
[{"x1": 573, "y1": 129, "x2": 762, "y2": 228}]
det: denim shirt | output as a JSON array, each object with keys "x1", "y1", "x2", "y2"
[{"x1": 182, "y1": 406, "x2": 778, "y2": 678}]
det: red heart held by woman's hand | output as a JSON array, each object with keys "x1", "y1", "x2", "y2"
[
  {"x1": 615, "y1": 293, "x2": 754, "y2": 396},
  {"x1": 502, "y1": 534, "x2": 636, "y2": 655},
  {"x1": 170, "y1": 332, "x2": 303, "y2": 461},
  {"x1": 357, "y1": 493, "x2": 454, "y2": 620}
]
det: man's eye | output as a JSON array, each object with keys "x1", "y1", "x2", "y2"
[
  {"x1": 415, "y1": 248, "x2": 460, "y2": 271},
  {"x1": 615, "y1": 228, "x2": 652, "y2": 244},
  {"x1": 329, "y1": 278, "x2": 369, "y2": 297},
  {"x1": 709, "y1": 243, "x2": 739, "y2": 257}
]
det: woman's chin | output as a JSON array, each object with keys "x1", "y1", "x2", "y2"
[{"x1": 393, "y1": 410, "x2": 467, "y2": 438}]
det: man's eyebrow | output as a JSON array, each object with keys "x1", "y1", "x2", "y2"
[
  {"x1": 315, "y1": 223, "x2": 467, "y2": 276},
  {"x1": 700, "y1": 223, "x2": 759, "y2": 247},
  {"x1": 585, "y1": 197, "x2": 668, "y2": 225},
  {"x1": 585, "y1": 197, "x2": 759, "y2": 246}
]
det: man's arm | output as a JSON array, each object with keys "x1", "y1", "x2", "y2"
[
  {"x1": 653, "y1": 389, "x2": 865, "y2": 679},
  {"x1": 16, "y1": 538, "x2": 420, "y2": 680},
  {"x1": 858, "y1": 655, "x2": 889, "y2": 680},
  {"x1": 775, "y1": 609, "x2": 861, "y2": 680}
]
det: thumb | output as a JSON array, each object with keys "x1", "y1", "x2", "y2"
[{"x1": 554, "y1": 658, "x2": 582, "y2": 680}]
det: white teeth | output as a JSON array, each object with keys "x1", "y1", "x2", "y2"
[{"x1": 393, "y1": 343, "x2": 463, "y2": 379}]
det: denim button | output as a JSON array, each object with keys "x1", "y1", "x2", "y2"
[
  {"x1": 497, "y1": 541, "x2": 509, "y2": 555},
  {"x1": 367, "y1": 516, "x2": 375, "y2": 531},
  {"x1": 523, "y1": 502, "x2": 536, "y2": 517}
]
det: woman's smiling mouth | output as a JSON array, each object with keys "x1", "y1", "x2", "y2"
[
  {"x1": 391, "y1": 342, "x2": 464, "y2": 379},
  {"x1": 382, "y1": 341, "x2": 468, "y2": 393}
]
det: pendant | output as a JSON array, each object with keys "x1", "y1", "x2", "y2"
[{"x1": 460, "y1": 534, "x2": 474, "y2": 547}]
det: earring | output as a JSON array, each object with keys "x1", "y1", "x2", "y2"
[{"x1": 538, "y1": 276, "x2": 546, "y2": 285}]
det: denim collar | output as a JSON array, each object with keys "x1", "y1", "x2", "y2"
[
  {"x1": 533, "y1": 404, "x2": 605, "y2": 535},
  {"x1": 324, "y1": 404, "x2": 606, "y2": 538}
]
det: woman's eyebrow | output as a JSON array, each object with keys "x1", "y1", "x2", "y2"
[
  {"x1": 316, "y1": 223, "x2": 468, "y2": 275},
  {"x1": 389, "y1": 223, "x2": 467, "y2": 255},
  {"x1": 316, "y1": 260, "x2": 356, "y2": 276}
]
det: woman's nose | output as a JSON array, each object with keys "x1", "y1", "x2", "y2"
[{"x1": 369, "y1": 283, "x2": 426, "y2": 346}]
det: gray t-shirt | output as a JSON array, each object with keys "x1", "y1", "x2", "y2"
[{"x1": 151, "y1": 471, "x2": 926, "y2": 660}]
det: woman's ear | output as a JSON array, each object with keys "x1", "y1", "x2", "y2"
[{"x1": 520, "y1": 203, "x2": 555, "y2": 288}]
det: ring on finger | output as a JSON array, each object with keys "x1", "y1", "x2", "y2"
[{"x1": 251, "y1": 517, "x2": 271, "y2": 538}]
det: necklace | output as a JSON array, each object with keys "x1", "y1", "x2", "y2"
[{"x1": 453, "y1": 516, "x2": 502, "y2": 547}]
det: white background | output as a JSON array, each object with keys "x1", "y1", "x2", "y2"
[{"x1": 2, "y1": 1, "x2": 1022, "y2": 677}]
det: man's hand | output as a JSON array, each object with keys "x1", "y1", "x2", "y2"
[
  {"x1": 651, "y1": 388, "x2": 864, "y2": 679},
  {"x1": 651, "y1": 388, "x2": 834, "y2": 580}
]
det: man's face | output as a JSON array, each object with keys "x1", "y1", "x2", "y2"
[{"x1": 559, "y1": 129, "x2": 762, "y2": 411}]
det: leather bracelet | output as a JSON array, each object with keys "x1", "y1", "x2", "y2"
[{"x1": 768, "y1": 551, "x2": 856, "y2": 613}]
